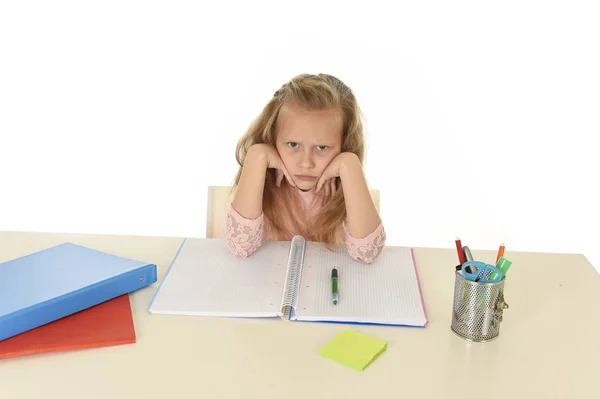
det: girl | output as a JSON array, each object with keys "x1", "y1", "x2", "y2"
[{"x1": 224, "y1": 73, "x2": 385, "y2": 263}]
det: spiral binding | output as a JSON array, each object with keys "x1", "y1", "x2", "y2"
[{"x1": 279, "y1": 235, "x2": 306, "y2": 320}]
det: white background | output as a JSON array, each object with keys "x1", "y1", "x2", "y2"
[{"x1": 1, "y1": 1, "x2": 598, "y2": 273}]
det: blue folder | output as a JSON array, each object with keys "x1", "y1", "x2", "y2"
[{"x1": 0, "y1": 242, "x2": 157, "y2": 342}]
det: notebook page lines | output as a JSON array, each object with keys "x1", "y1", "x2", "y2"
[
  {"x1": 149, "y1": 239, "x2": 290, "y2": 316},
  {"x1": 295, "y1": 244, "x2": 425, "y2": 325}
]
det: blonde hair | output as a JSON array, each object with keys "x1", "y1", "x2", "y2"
[{"x1": 232, "y1": 73, "x2": 366, "y2": 245}]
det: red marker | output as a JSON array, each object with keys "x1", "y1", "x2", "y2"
[{"x1": 455, "y1": 237, "x2": 466, "y2": 265}]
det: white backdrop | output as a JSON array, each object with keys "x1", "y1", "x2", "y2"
[{"x1": 1, "y1": 1, "x2": 598, "y2": 273}]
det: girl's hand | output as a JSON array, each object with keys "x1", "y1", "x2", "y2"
[
  {"x1": 316, "y1": 152, "x2": 355, "y2": 195},
  {"x1": 248, "y1": 144, "x2": 296, "y2": 187}
]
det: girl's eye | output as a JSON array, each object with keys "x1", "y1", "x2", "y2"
[
  {"x1": 287, "y1": 142, "x2": 299, "y2": 149},
  {"x1": 316, "y1": 145, "x2": 328, "y2": 151}
]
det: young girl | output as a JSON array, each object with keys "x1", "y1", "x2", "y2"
[{"x1": 224, "y1": 73, "x2": 385, "y2": 263}]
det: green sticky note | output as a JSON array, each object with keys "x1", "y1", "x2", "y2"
[{"x1": 318, "y1": 329, "x2": 387, "y2": 371}]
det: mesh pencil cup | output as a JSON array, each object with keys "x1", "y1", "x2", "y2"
[{"x1": 450, "y1": 268, "x2": 509, "y2": 342}]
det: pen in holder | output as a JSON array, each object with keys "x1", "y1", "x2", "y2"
[{"x1": 450, "y1": 266, "x2": 509, "y2": 342}]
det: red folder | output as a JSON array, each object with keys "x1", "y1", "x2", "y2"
[{"x1": 0, "y1": 294, "x2": 136, "y2": 359}]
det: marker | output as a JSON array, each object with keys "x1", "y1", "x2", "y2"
[
  {"x1": 495, "y1": 243, "x2": 505, "y2": 264},
  {"x1": 497, "y1": 257, "x2": 512, "y2": 275},
  {"x1": 489, "y1": 257, "x2": 512, "y2": 281},
  {"x1": 455, "y1": 237, "x2": 466, "y2": 265},
  {"x1": 331, "y1": 267, "x2": 338, "y2": 305}
]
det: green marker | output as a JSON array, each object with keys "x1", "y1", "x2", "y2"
[
  {"x1": 497, "y1": 257, "x2": 512, "y2": 275},
  {"x1": 490, "y1": 257, "x2": 512, "y2": 280},
  {"x1": 332, "y1": 267, "x2": 338, "y2": 305}
]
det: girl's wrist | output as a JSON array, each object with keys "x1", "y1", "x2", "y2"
[
  {"x1": 339, "y1": 152, "x2": 361, "y2": 178},
  {"x1": 246, "y1": 145, "x2": 269, "y2": 169}
]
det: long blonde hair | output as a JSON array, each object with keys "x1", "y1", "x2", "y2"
[{"x1": 232, "y1": 73, "x2": 366, "y2": 245}]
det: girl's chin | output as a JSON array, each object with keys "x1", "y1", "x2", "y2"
[{"x1": 295, "y1": 182, "x2": 317, "y2": 192}]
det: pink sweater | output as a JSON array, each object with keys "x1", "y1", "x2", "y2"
[{"x1": 224, "y1": 188, "x2": 386, "y2": 263}]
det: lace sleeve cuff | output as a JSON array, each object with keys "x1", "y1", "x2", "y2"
[
  {"x1": 343, "y1": 221, "x2": 386, "y2": 263},
  {"x1": 224, "y1": 203, "x2": 264, "y2": 257}
]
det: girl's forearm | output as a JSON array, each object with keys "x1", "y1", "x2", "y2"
[
  {"x1": 231, "y1": 147, "x2": 268, "y2": 220},
  {"x1": 339, "y1": 153, "x2": 381, "y2": 238}
]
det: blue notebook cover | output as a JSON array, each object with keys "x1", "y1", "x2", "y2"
[{"x1": 0, "y1": 242, "x2": 157, "y2": 342}]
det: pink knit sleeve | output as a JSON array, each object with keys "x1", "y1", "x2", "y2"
[
  {"x1": 224, "y1": 203, "x2": 264, "y2": 258},
  {"x1": 343, "y1": 221, "x2": 386, "y2": 263}
]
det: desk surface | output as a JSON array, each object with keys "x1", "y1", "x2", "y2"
[{"x1": 1, "y1": 231, "x2": 599, "y2": 399}]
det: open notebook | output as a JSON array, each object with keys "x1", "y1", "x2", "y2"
[{"x1": 148, "y1": 237, "x2": 428, "y2": 327}]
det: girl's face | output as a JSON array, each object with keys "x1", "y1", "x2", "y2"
[{"x1": 275, "y1": 102, "x2": 343, "y2": 191}]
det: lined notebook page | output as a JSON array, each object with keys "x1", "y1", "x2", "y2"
[
  {"x1": 149, "y1": 238, "x2": 290, "y2": 317},
  {"x1": 294, "y1": 243, "x2": 427, "y2": 326}
]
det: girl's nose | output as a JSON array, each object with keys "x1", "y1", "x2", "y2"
[{"x1": 299, "y1": 150, "x2": 315, "y2": 169}]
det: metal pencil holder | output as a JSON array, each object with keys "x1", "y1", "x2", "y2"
[{"x1": 450, "y1": 269, "x2": 509, "y2": 342}]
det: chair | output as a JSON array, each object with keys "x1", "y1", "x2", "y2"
[{"x1": 206, "y1": 185, "x2": 380, "y2": 239}]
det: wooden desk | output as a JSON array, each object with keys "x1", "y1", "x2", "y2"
[{"x1": 1, "y1": 231, "x2": 599, "y2": 399}]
